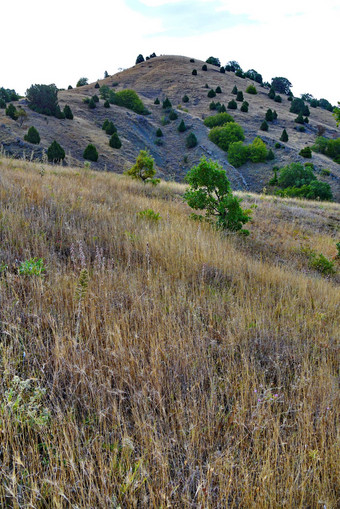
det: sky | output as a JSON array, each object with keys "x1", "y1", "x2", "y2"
[{"x1": 1, "y1": 0, "x2": 339, "y2": 104}]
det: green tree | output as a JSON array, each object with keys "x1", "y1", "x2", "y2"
[
  {"x1": 124, "y1": 150, "x2": 159, "y2": 184},
  {"x1": 260, "y1": 120, "x2": 268, "y2": 131},
  {"x1": 207, "y1": 89, "x2": 216, "y2": 98},
  {"x1": 240, "y1": 102, "x2": 248, "y2": 112},
  {"x1": 88, "y1": 98, "x2": 96, "y2": 109},
  {"x1": 111, "y1": 89, "x2": 148, "y2": 114},
  {"x1": 156, "y1": 128, "x2": 163, "y2": 137},
  {"x1": 265, "y1": 109, "x2": 273, "y2": 121},
  {"x1": 26, "y1": 84, "x2": 59, "y2": 116},
  {"x1": 178, "y1": 119, "x2": 186, "y2": 132},
  {"x1": 248, "y1": 137, "x2": 267, "y2": 162},
  {"x1": 24, "y1": 126, "x2": 40, "y2": 144},
  {"x1": 186, "y1": 132, "x2": 198, "y2": 148},
  {"x1": 280, "y1": 129, "x2": 288, "y2": 142},
  {"x1": 183, "y1": 157, "x2": 250, "y2": 233},
  {"x1": 76, "y1": 77, "x2": 88, "y2": 87},
  {"x1": 208, "y1": 123, "x2": 245, "y2": 151},
  {"x1": 104, "y1": 100, "x2": 110, "y2": 108},
  {"x1": 136, "y1": 54, "x2": 145, "y2": 64},
  {"x1": 236, "y1": 91, "x2": 244, "y2": 102},
  {"x1": 95, "y1": 82, "x2": 100, "y2": 89},
  {"x1": 202, "y1": 64, "x2": 207, "y2": 71},
  {"x1": 215, "y1": 86, "x2": 222, "y2": 94},
  {"x1": 271, "y1": 77, "x2": 292, "y2": 95},
  {"x1": 169, "y1": 109, "x2": 178, "y2": 120},
  {"x1": 47, "y1": 141, "x2": 65, "y2": 163},
  {"x1": 245, "y1": 85, "x2": 257, "y2": 94},
  {"x1": 162, "y1": 97, "x2": 172, "y2": 109},
  {"x1": 83, "y1": 144, "x2": 98, "y2": 162},
  {"x1": 206, "y1": 56, "x2": 221, "y2": 67},
  {"x1": 232, "y1": 85, "x2": 238, "y2": 95},
  {"x1": 99, "y1": 85, "x2": 110, "y2": 100},
  {"x1": 63, "y1": 105, "x2": 73, "y2": 119},
  {"x1": 109, "y1": 133, "x2": 122, "y2": 149},
  {"x1": 299, "y1": 146, "x2": 312, "y2": 158},
  {"x1": 192, "y1": 69, "x2": 197, "y2": 76},
  {"x1": 182, "y1": 94, "x2": 189, "y2": 103},
  {"x1": 268, "y1": 88, "x2": 275, "y2": 99},
  {"x1": 278, "y1": 162, "x2": 316, "y2": 188},
  {"x1": 294, "y1": 112, "x2": 304, "y2": 124},
  {"x1": 154, "y1": 98, "x2": 160, "y2": 105},
  {"x1": 5, "y1": 103, "x2": 17, "y2": 119},
  {"x1": 227, "y1": 142, "x2": 248, "y2": 167},
  {"x1": 333, "y1": 102, "x2": 340, "y2": 126},
  {"x1": 203, "y1": 112, "x2": 234, "y2": 128},
  {"x1": 228, "y1": 99, "x2": 237, "y2": 110}
]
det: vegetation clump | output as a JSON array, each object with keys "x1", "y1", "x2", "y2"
[
  {"x1": 312, "y1": 137, "x2": 340, "y2": 163},
  {"x1": 275, "y1": 162, "x2": 332, "y2": 200},
  {"x1": 208, "y1": 122, "x2": 244, "y2": 151},
  {"x1": 246, "y1": 84, "x2": 257, "y2": 94},
  {"x1": 203, "y1": 112, "x2": 234, "y2": 128},
  {"x1": 228, "y1": 99, "x2": 237, "y2": 110},
  {"x1": 24, "y1": 126, "x2": 40, "y2": 144},
  {"x1": 47, "y1": 140, "x2": 65, "y2": 162},
  {"x1": 110, "y1": 89, "x2": 148, "y2": 114},
  {"x1": 26, "y1": 84, "x2": 60, "y2": 117},
  {"x1": 109, "y1": 133, "x2": 122, "y2": 149},
  {"x1": 186, "y1": 132, "x2": 198, "y2": 148},
  {"x1": 124, "y1": 149, "x2": 159, "y2": 184},
  {"x1": 83, "y1": 144, "x2": 98, "y2": 162}
]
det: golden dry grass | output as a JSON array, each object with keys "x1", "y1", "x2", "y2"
[{"x1": 0, "y1": 156, "x2": 339, "y2": 508}]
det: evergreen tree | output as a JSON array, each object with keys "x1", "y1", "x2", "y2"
[
  {"x1": 63, "y1": 105, "x2": 73, "y2": 119},
  {"x1": 268, "y1": 88, "x2": 275, "y2": 99},
  {"x1": 236, "y1": 91, "x2": 244, "y2": 102},
  {"x1": 5, "y1": 103, "x2": 17, "y2": 119},
  {"x1": 182, "y1": 95, "x2": 189, "y2": 103},
  {"x1": 228, "y1": 100, "x2": 237, "y2": 110},
  {"x1": 260, "y1": 120, "x2": 269, "y2": 131},
  {"x1": 83, "y1": 144, "x2": 98, "y2": 162},
  {"x1": 192, "y1": 69, "x2": 197, "y2": 76},
  {"x1": 208, "y1": 89, "x2": 216, "y2": 98},
  {"x1": 156, "y1": 128, "x2": 163, "y2": 137},
  {"x1": 154, "y1": 98, "x2": 160, "y2": 104},
  {"x1": 162, "y1": 97, "x2": 172, "y2": 109},
  {"x1": 109, "y1": 133, "x2": 122, "y2": 149},
  {"x1": 232, "y1": 85, "x2": 238, "y2": 94},
  {"x1": 178, "y1": 119, "x2": 186, "y2": 132},
  {"x1": 88, "y1": 98, "x2": 96, "y2": 109},
  {"x1": 220, "y1": 67, "x2": 225, "y2": 73},
  {"x1": 280, "y1": 129, "x2": 288, "y2": 142},
  {"x1": 186, "y1": 132, "x2": 198, "y2": 148},
  {"x1": 240, "y1": 102, "x2": 248, "y2": 112},
  {"x1": 24, "y1": 126, "x2": 40, "y2": 144},
  {"x1": 265, "y1": 109, "x2": 273, "y2": 121},
  {"x1": 295, "y1": 112, "x2": 304, "y2": 124},
  {"x1": 202, "y1": 64, "x2": 207, "y2": 71},
  {"x1": 136, "y1": 54, "x2": 145, "y2": 64},
  {"x1": 47, "y1": 140, "x2": 65, "y2": 162},
  {"x1": 169, "y1": 109, "x2": 178, "y2": 120},
  {"x1": 215, "y1": 86, "x2": 222, "y2": 94},
  {"x1": 104, "y1": 100, "x2": 110, "y2": 108},
  {"x1": 95, "y1": 82, "x2": 100, "y2": 89}
]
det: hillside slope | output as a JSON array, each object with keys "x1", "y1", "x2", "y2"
[{"x1": 1, "y1": 55, "x2": 339, "y2": 198}]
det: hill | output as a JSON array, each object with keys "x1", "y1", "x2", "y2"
[
  {"x1": 0, "y1": 54, "x2": 339, "y2": 199},
  {"x1": 0, "y1": 156, "x2": 339, "y2": 507}
]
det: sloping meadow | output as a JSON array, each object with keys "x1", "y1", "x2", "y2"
[{"x1": 0, "y1": 158, "x2": 339, "y2": 508}]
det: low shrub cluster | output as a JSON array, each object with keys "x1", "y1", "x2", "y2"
[
  {"x1": 208, "y1": 122, "x2": 244, "y2": 151},
  {"x1": 312, "y1": 136, "x2": 340, "y2": 163},
  {"x1": 228, "y1": 137, "x2": 268, "y2": 167},
  {"x1": 110, "y1": 89, "x2": 149, "y2": 114},
  {"x1": 273, "y1": 162, "x2": 333, "y2": 201},
  {"x1": 203, "y1": 112, "x2": 234, "y2": 128}
]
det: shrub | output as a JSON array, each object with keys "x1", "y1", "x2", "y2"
[
  {"x1": 209, "y1": 101, "x2": 217, "y2": 110},
  {"x1": 156, "y1": 128, "x2": 163, "y2": 137},
  {"x1": 178, "y1": 120, "x2": 187, "y2": 132},
  {"x1": 190, "y1": 58, "x2": 195, "y2": 63},
  {"x1": 236, "y1": 91, "x2": 244, "y2": 102},
  {"x1": 299, "y1": 146, "x2": 312, "y2": 158},
  {"x1": 47, "y1": 140, "x2": 65, "y2": 162},
  {"x1": 88, "y1": 98, "x2": 96, "y2": 109},
  {"x1": 6, "y1": 103, "x2": 17, "y2": 119},
  {"x1": 228, "y1": 100, "x2": 237, "y2": 110},
  {"x1": 290, "y1": 98, "x2": 306, "y2": 114},
  {"x1": 184, "y1": 157, "x2": 250, "y2": 233},
  {"x1": 267, "y1": 149, "x2": 275, "y2": 161},
  {"x1": 76, "y1": 77, "x2": 88, "y2": 87},
  {"x1": 220, "y1": 67, "x2": 225, "y2": 74},
  {"x1": 208, "y1": 123, "x2": 245, "y2": 151},
  {"x1": 162, "y1": 97, "x2": 172, "y2": 109},
  {"x1": 99, "y1": 85, "x2": 110, "y2": 100},
  {"x1": 271, "y1": 77, "x2": 292, "y2": 95},
  {"x1": 102, "y1": 119, "x2": 110, "y2": 131},
  {"x1": 154, "y1": 98, "x2": 160, "y2": 105},
  {"x1": 112, "y1": 89, "x2": 148, "y2": 114},
  {"x1": 83, "y1": 144, "x2": 98, "y2": 162},
  {"x1": 275, "y1": 142, "x2": 282, "y2": 149},
  {"x1": 104, "y1": 100, "x2": 110, "y2": 108},
  {"x1": 232, "y1": 85, "x2": 238, "y2": 95},
  {"x1": 95, "y1": 82, "x2": 100, "y2": 89},
  {"x1": 202, "y1": 64, "x2": 207, "y2": 71},
  {"x1": 0, "y1": 87, "x2": 19, "y2": 103},
  {"x1": 109, "y1": 133, "x2": 122, "y2": 149},
  {"x1": 169, "y1": 109, "x2": 178, "y2": 120},
  {"x1": 19, "y1": 258, "x2": 46, "y2": 276},
  {"x1": 215, "y1": 86, "x2": 222, "y2": 94},
  {"x1": 203, "y1": 112, "x2": 234, "y2": 128},
  {"x1": 124, "y1": 149, "x2": 159, "y2": 184},
  {"x1": 309, "y1": 253, "x2": 335, "y2": 274},
  {"x1": 0, "y1": 98, "x2": 6, "y2": 108},
  {"x1": 24, "y1": 126, "x2": 40, "y2": 144},
  {"x1": 295, "y1": 112, "x2": 304, "y2": 124},
  {"x1": 260, "y1": 120, "x2": 268, "y2": 131},
  {"x1": 192, "y1": 69, "x2": 197, "y2": 76},
  {"x1": 278, "y1": 162, "x2": 315, "y2": 189},
  {"x1": 105, "y1": 121, "x2": 117, "y2": 135},
  {"x1": 240, "y1": 102, "x2": 248, "y2": 112},
  {"x1": 206, "y1": 56, "x2": 221, "y2": 67},
  {"x1": 138, "y1": 209, "x2": 161, "y2": 221},
  {"x1": 248, "y1": 137, "x2": 268, "y2": 163},
  {"x1": 228, "y1": 141, "x2": 249, "y2": 167},
  {"x1": 280, "y1": 129, "x2": 288, "y2": 142},
  {"x1": 273, "y1": 110, "x2": 278, "y2": 120},
  {"x1": 136, "y1": 54, "x2": 144, "y2": 64},
  {"x1": 246, "y1": 85, "x2": 257, "y2": 95},
  {"x1": 26, "y1": 84, "x2": 59, "y2": 116},
  {"x1": 268, "y1": 88, "x2": 275, "y2": 100},
  {"x1": 92, "y1": 94, "x2": 99, "y2": 103},
  {"x1": 219, "y1": 104, "x2": 227, "y2": 113},
  {"x1": 186, "y1": 132, "x2": 198, "y2": 148},
  {"x1": 68, "y1": 85, "x2": 73, "y2": 90},
  {"x1": 265, "y1": 109, "x2": 273, "y2": 122},
  {"x1": 182, "y1": 95, "x2": 189, "y2": 103},
  {"x1": 274, "y1": 95, "x2": 282, "y2": 103},
  {"x1": 63, "y1": 105, "x2": 73, "y2": 119},
  {"x1": 208, "y1": 89, "x2": 216, "y2": 98},
  {"x1": 269, "y1": 169, "x2": 279, "y2": 185},
  {"x1": 320, "y1": 168, "x2": 331, "y2": 176}
]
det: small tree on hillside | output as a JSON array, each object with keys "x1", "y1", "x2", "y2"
[
  {"x1": 202, "y1": 64, "x2": 207, "y2": 71},
  {"x1": 280, "y1": 129, "x2": 288, "y2": 142},
  {"x1": 63, "y1": 105, "x2": 73, "y2": 119},
  {"x1": 136, "y1": 54, "x2": 145, "y2": 64},
  {"x1": 24, "y1": 126, "x2": 40, "y2": 144},
  {"x1": 232, "y1": 85, "x2": 238, "y2": 95},
  {"x1": 186, "y1": 132, "x2": 198, "y2": 148},
  {"x1": 192, "y1": 69, "x2": 197, "y2": 76},
  {"x1": 76, "y1": 77, "x2": 88, "y2": 87},
  {"x1": 109, "y1": 133, "x2": 122, "y2": 149},
  {"x1": 236, "y1": 91, "x2": 244, "y2": 102},
  {"x1": 178, "y1": 119, "x2": 186, "y2": 132},
  {"x1": 260, "y1": 120, "x2": 269, "y2": 131},
  {"x1": 5, "y1": 103, "x2": 17, "y2": 119},
  {"x1": 271, "y1": 77, "x2": 292, "y2": 95},
  {"x1": 124, "y1": 150, "x2": 159, "y2": 184},
  {"x1": 83, "y1": 144, "x2": 98, "y2": 162},
  {"x1": 184, "y1": 157, "x2": 250, "y2": 233},
  {"x1": 47, "y1": 140, "x2": 65, "y2": 163},
  {"x1": 162, "y1": 97, "x2": 172, "y2": 109},
  {"x1": 265, "y1": 109, "x2": 273, "y2": 121}
]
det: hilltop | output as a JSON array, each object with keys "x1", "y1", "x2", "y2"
[{"x1": 0, "y1": 55, "x2": 339, "y2": 198}]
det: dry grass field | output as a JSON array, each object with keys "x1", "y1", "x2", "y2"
[{"x1": 0, "y1": 156, "x2": 339, "y2": 508}]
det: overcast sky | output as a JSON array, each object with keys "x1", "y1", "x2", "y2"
[{"x1": 1, "y1": 0, "x2": 339, "y2": 104}]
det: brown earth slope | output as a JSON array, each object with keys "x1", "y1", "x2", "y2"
[{"x1": 1, "y1": 55, "x2": 339, "y2": 198}]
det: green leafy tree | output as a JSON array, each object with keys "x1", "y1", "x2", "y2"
[
  {"x1": 183, "y1": 157, "x2": 250, "y2": 233},
  {"x1": 208, "y1": 123, "x2": 245, "y2": 151},
  {"x1": 271, "y1": 77, "x2": 292, "y2": 95},
  {"x1": 299, "y1": 146, "x2": 312, "y2": 158},
  {"x1": 278, "y1": 162, "x2": 316, "y2": 188},
  {"x1": 186, "y1": 132, "x2": 198, "y2": 148},
  {"x1": 280, "y1": 129, "x2": 288, "y2": 142},
  {"x1": 109, "y1": 133, "x2": 122, "y2": 149},
  {"x1": 203, "y1": 112, "x2": 234, "y2": 128},
  {"x1": 16, "y1": 107, "x2": 27, "y2": 126},
  {"x1": 76, "y1": 77, "x2": 88, "y2": 87},
  {"x1": 92, "y1": 94, "x2": 99, "y2": 103},
  {"x1": 83, "y1": 144, "x2": 98, "y2": 162},
  {"x1": 24, "y1": 126, "x2": 40, "y2": 144},
  {"x1": 26, "y1": 84, "x2": 59, "y2": 116},
  {"x1": 99, "y1": 85, "x2": 110, "y2": 100},
  {"x1": 228, "y1": 142, "x2": 248, "y2": 167},
  {"x1": 112, "y1": 89, "x2": 148, "y2": 114},
  {"x1": 246, "y1": 85, "x2": 257, "y2": 95},
  {"x1": 206, "y1": 56, "x2": 221, "y2": 67},
  {"x1": 47, "y1": 140, "x2": 65, "y2": 162},
  {"x1": 63, "y1": 104, "x2": 73, "y2": 119},
  {"x1": 124, "y1": 150, "x2": 159, "y2": 184},
  {"x1": 248, "y1": 137, "x2": 268, "y2": 162}
]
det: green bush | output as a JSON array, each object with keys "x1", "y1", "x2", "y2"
[
  {"x1": 95, "y1": 82, "x2": 100, "y2": 89},
  {"x1": 76, "y1": 77, "x2": 88, "y2": 87},
  {"x1": 265, "y1": 109, "x2": 273, "y2": 121},
  {"x1": 182, "y1": 94, "x2": 189, "y2": 103},
  {"x1": 111, "y1": 89, "x2": 148, "y2": 114},
  {"x1": 207, "y1": 89, "x2": 216, "y2": 98},
  {"x1": 0, "y1": 87, "x2": 19, "y2": 103},
  {"x1": 236, "y1": 91, "x2": 244, "y2": 102},
  {"x1": 271, "y1": 77, "x2": 292, "y2": 95},
  {"x1": 6, "y1": 103, "x2": 17, "y2": 119},
  {"x1": 19, "y1": 258, "x2": 46, "y2": 276},
  {"x1": 184, "y1": 157, "x2": 250, "y2": 233},
  {"x1": 246, "y1": 85, "x2": 257, "y2": 94},
  {"x1": 154, "y1": 98, "x2": 160, "y2": 105},
  {"x1": 203, "y1": 112, "x2": 234, "y2": 128},
  {"x1": 240, "y1": 102, "x2": 248, "y2": 112},
  {"x1": 88, "y1": 98, "x2": 96, "y2": 109},
  {"x1": 137, "y1": 209, "x2": 161, "y2": 221},
  {"x1": 267, "y1": 149, "x2": 275, "y2": 161},
  {"x1": 186, "y1": 132, "x2": 198, "y2": 149},
  {"x1": 124, "y1": 149, "x2": 159, "y2": 184},
  {"x1": 278, "y1": 162, "x2": 315, "y2": 188},
  {"x1": 47, "y1": 140, "x2": 65, "y2": 163},
  {"x1": 208, "y1": 123, "x2": 245, "y2": 151},
  {"x1": 0, "y1": 98, "x2": 6, "y2": 108},
  {"x1": 202, "y1": 64, "x2": 207, "y2": 71},
  {"x1": 320, "y1": 169, "x2": 331, "y2": 176},
  {"x1": 299, "y1": 146, "x2": 312, "y2": 158},
  {"x1": 105, "y1": 121, "x2": 117, "y2": 135},
  {"x1": 215, "y1": 86, "x2": 222, "y2": 94},
  {"x1": 294, "y1": 112, "x2": 304, "y2": 124},
  {"x1": 99, "y1": 85, "x2": 110, "y2": 100},
  {"x1": 260, "y1": 120, "x2": 268, "y2": 131},
  {"x1": 228, "y1": 141, "x2": 249, "y2": 167},
  {"x1": 275, "y1": 142, "x2": 282, "y2": 149},
  {"x1": 192, "y1": 69, "x2": 197, "y2": 76},
  {"x1": 273, "y1": 110, "x2": 278, "y2": 120},
  {"x1": 156, "y1": 128, "x2": 163, "y2": 137},
  {"x1": 220, "y1": 67, "x2": 225, "y2": 74},
  {"x1": 228, "y1": 99, "x2": 237, "y2": 110},
  {"x1": 83, "y1": 144, "x2": 98, "y2": 162},
  {"x1": 24, "y1": 126, "x2": 40, "y2": 144},
  {"x1": 162, "y1": 97, "x2": 172, "y2": 109},
  {"x1": 206, "y1": 56, "x2": 221, "y2": 67},
  {"x1": 63, "y1": 105, "x2": 73, "y2": 119},
  {"x1": 104, "y1": 100, "x2": 110, "y2": 108},
  {"x1": 109, "y1": 133, "x2": 122, "y2": 149},
  {"x1": 136, "y1": 54, "x2": 144, "y2": 64},
  {"x1": 248, "y1": 137, "x2": 267, "y2": 162},
  {"x1": 274, "y1": 95, "x2": 282, "y2": 103},
  {"x1": 309, "y1": 253, "x2": 335, "y2": 275},
  {"x1": 209, "y1": 101, "x2": 217, "y2": 110},
  {"x1": 268, "y1": 88, "x2": 275, "y2": 100},
  {"x1": 178, "y1": 120, "x2": 187, "y2": 132},
  {"x1": 169, "y1": 109, "x2": 178, "y2": 120},
  {"x1": 232, "y1": 85, "x2": 238, "y2": 95}
]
